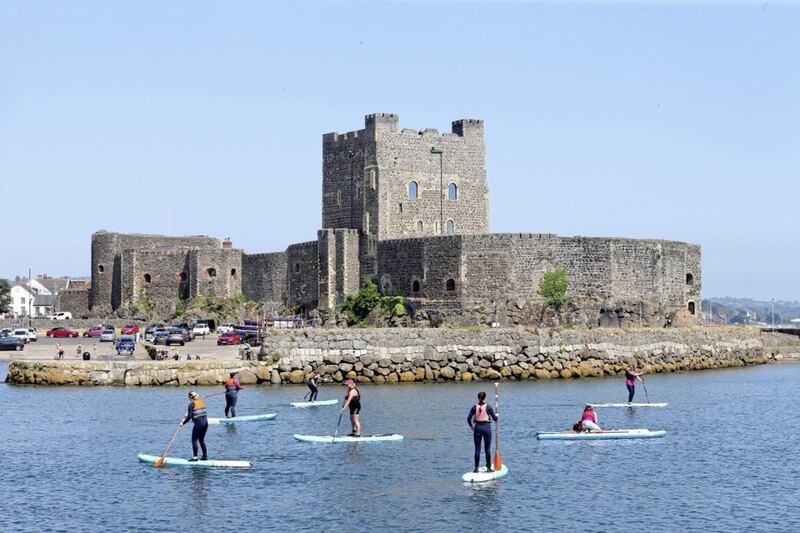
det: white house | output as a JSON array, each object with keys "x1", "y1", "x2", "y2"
[{"x1": 9, "y1": 279, "x2": 51, "y2": 317}]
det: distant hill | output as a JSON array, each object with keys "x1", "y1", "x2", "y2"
[{"x1": 703, "y1": 297, "x2": 800, "y2": 325}]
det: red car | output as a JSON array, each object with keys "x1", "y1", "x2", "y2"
[
  {"x1": 121, "y1": 324, "x2": 140, "y2": 335},
  {"x1": 217, "y1": 332, "x2": 241, "y2": 345},
  {"x1": 47, "y1": 327, "x2": 79, "y2": 338},
  {"x1": 83, "y1": 326, "x2": 104, "y2": 338}
]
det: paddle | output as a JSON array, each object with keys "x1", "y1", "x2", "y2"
[
  {"x1": 332, "y1": 411, "x2": 344, "y2": 444},
  {"x1": 640, "y1": 374, "x2": 651, "y2": 404},
  {"x1": 154, "y1": 422, "x2": 184, "y2": 467},
  {"x1": 493, "y1": 382, "x2": 502, "y2": 472}
]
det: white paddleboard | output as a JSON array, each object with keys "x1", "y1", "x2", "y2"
[
  {"x1": 290, "y1": 399, "x2": 339, "y2": 408},
  {"x1": 590, "y1": 403, "x2": 668, "y2": 408},
  {"x1": 137, "y1": 453, "x2": 251, "y2": 468},
  {"x1": 462, "y1": 464, "x2": 508, "y2": 483},
  {"x1": 293, "y1": 433, "x2": 403, "y2": 443},
  {"x1": 536, "y1": 428, "x2": 666, "y2": 441},
  {"x1": 207, "y1": 413, "x2": 277, "y2": 424}
]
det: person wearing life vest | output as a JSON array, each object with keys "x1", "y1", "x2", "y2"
[
  {"x1": 467, "y1": 391, "x2": 499, "y2": 473},
  {"x1": 181, "y1": 391, "x2": 209, "y2": 461},
  {"x1": 580, "y1": 405, "x2": 601, "y2": 432},
  {"x1": 340, "y1": 379, "x2": 361, "y2": 437},
  {"x1": 306, "y1": 370, "x2": 321, "y2": 402},
  {"x1": 224, "y1": 372, "x2": 244, "y2": 418},
  {"x1": 625, "y1": 365, "x2": 644, "y2": 403}
]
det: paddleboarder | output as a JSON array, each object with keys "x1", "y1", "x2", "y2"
[
  {"x1": 467, "y1": 391, "x2": 499, "y2": 473},
  {"x1": 224, "y1": 372, "x2": 244, "y2": 418},
  {"x1": 580, "y1": 404, "x2": 601, "y2": 432},
  {"x1": 181, "y1": 391, "x2": 208, "y2": 461},
  {"x1": 625, "y1": 365, "x2": 644, "y2": 403},
  {"x1": 306, "y1": 370, "x2": 321, "y2": 402},
  {"x1": 340, "y1": 379, "x2": 361, "y2": 437}
]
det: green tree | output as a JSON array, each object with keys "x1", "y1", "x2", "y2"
[
  {"x1": 538, "y1": 268, "x2": 568, "y2": 308},
  {"x1": 0, "y1": 279, "x2": 11, "y2": 313}
]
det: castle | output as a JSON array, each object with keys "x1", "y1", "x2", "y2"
[{"x1": 63, "y1": 113, "x2": 701, "y2": 325}]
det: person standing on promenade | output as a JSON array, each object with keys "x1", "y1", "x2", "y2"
[
  {"x1": 224, "y1": 372, "x2": 243, "y2": 418},
  {"x1": 625, "y1": 365, "x2": 644, "y2": 403},
  {"x1": 341, "y1": 379, "x2": 361, "y2": 437},
  {"x1": 181, "y1": 391, "x2": 208, "y2": 461},
  {"x1": 56, "y1": 342, "x2": 64, "y2": 360},
  {"x1": 76, "y1": 343, "x2": 82, "y2": 358},
  {"x1": 467, "y1": 391, "x2": 498, "y2": 473}
]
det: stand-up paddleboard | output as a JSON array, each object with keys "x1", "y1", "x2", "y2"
[
  {"x1": 462, "y1": 464, "x2": 509, "y2": 483},
  {"x1": 590, "y1": 402, "x2": 668, "y2": 408},
  {"x1": 537, "y1": 429, "x2": 666, "y2": 441},
  {"x1": 137, "y1": 453, "x2": 251, "y2": 468},
  {"x1": 290, "y1": 399, "x2": 339, "y2": 408},
  {"x1": 207, "y1": 413, "x2": 276, "y2": 424},
  {"x1": 293, "y1": 433, "x2": 403, "y2": 443}
]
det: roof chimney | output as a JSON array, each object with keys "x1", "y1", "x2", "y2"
[{"x1": 222, "y1": 238, "x2": 233, "y2": 249}]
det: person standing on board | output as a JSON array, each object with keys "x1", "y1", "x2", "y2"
[
  {"x1": 467, "y1": 391, "x2": 499, "y2": 473},
  {"x1": 625, "y1": 365, "x2": 644, "y2": 403},
  {"x1": 580, "y1": 405, "x2": 601, "y2": 432},
  {"x1": 341, "y1": 379, "x2": 361, "y2": 437},
  {"x1": 224, "y1": 372, "x2": 244, "y2": 418},
  {"x1": 306, "y1": 370, "x2": 321, "y2": 402},
  {"x1": 181, "y1": 391, "x2": 208, "y2": 461}
]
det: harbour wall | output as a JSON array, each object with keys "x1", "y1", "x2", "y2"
[{"x1": 6, "y1": 326, "x2": 765, "y2": 386}]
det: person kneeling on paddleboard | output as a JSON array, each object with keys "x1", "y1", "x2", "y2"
[
  {"x1": 580, "y1": 405, "x2": 601, "y2": 432},
  {"x1": 182, "y1": 391, "x2": 208, "y2": 461},
  {"x1": 341, "y1": 379, "x2": 361, "y2": 437},
  {"x1": 306, "y1": 370, "x2": 321, "y2": 402},
  {"x1": 224, "y1": 372, "x2": 244, "y2": 418},
  {"x1": 467, "y1": 391, "x2": 499, "y2": 473}
]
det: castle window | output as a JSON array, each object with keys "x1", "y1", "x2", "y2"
[
  {"x1": 336, "y1": 189, "x2": 342, "y2": 206},
  {"x1": 399, "y1": 203, "x2": 403, "y2": 214},
  {"x1": 416, "y1": 220, "x2": 423, "y2": 232},
  {"x1": 434, "y1": 220, "x2": 440, "y2": 234},
  {"x1": 686, "y1": 273, "x2": 694, "y2": 285},
  {"x1": 448, "y1": 183, "x2": 458, "y2": 200},
  {"x1": 446, "y1": 279, "x2": 456, "y2": 291},
  {"x1": 412, "y1": 280, "x2": 420, "y2": 293},
  {"x1": 294, "y1": 263, "x2": 300, "y2": 273},
  {"x1": 97, "y1": 265, "x2": 105, "y2": 274},
  {"x1": 370, "y1": 169, "x2": 376, "y2": 190},
  {"x1": 688, "y1": 301, "x2": 696, "y2": 315},
  {"x1": 231, "y1": 268, "x2": 237, "y2": 277},
  {"x1": 364, "y1": 212, "x2": 370, "y2": 233},
  {"x1": 408, "y1": 181, "x2": 418, "y2": 199},
  {"x1": 207, "y1": 268, "x2": 217, "y2": 278},
  {"x1": 355, "y1": 183, "x2": 360, "y2": 199},
  {"x1": 446, "y1": 219, "x2": 455, "y2": 235},
  {"x1": 179, "y1": 272, "x2": 187, "y2": 282},
  {"x1": 143, "y1": 273, "x2": 152, "y2": 284}
]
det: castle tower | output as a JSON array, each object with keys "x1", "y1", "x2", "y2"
[{"x1": 322, "y1": 114, "x2": 489, "y2": 241}]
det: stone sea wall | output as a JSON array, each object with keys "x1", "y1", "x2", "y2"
[
  {"x1": 5, "y1": 360, "x2": 276, "y2": 386},
  {"x1": 264, "y1": 326, "x2": 764, "y2": 384}
]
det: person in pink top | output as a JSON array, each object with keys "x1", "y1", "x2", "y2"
[
  {"x1": 580, "y1": 405, "x2": 601, "y2": 432},
  {"x1": 625, "y1": 364, "x2": 644, "y2": 403}
]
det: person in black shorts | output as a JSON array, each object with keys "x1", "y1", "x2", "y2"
[{"x1": 341, "y1": 379, "x2": 361, "y2": 437}]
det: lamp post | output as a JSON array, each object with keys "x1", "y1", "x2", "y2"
[{"x1": 430, "y1": 147, "x2": 443, "y2": 235}]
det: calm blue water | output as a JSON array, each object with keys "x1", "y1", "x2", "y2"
[{"x1": 1, "y1": 363, "x2": 798, "y2": 532}]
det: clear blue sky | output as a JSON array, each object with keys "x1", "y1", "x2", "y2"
[{"x1": 1, "y1": 1, "x2": 798, "y2": 300}]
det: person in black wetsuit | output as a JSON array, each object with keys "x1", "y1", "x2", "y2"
[
  {"x1": 181, "y1": 391, "x2": 208, "y2": 461},
  {"x1": 467, "y1": 391, "x2": 498, "y2": 473},
  {"x1": 224, "y1": 372, "x2": 243, "y2": 418},
  {"x1": 306, "y1": 370, "x2": 321, "y2": 402},
  {"x1": 341, "y1": 379, "x2": 361, "y2": 437}
]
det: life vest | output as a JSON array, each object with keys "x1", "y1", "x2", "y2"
[
  {"x1": 581, "y1": 409, "x2": 595, "y2": 422},
  {"x1": 346, "y1": 388, "x2": 361, "y2": 408},
  {"x1": 191, "y1": 397, "x2": 207, "y2": 419},
  {"x1": 475, "y1": 403, "x2": 490, "y2": 423},
  {"x1": 224, "y1": 378, "x2": 238, "y2": 392}
]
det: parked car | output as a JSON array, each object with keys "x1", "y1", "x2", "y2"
[
  {"x1": 166, "y1": 328, "x2": 186, "y2": 346},
  {"x1": 0, "y1": 328, "x2": 12, "y2": 335},
  {"x1": 217, "y1": 323, "x2": 235, "y2": 334},
  {"x1": 152, "y1": 327, "x2": 171, "y2": 345},
  {"x1": 46, "y1": 327, "x2": 79, "y2": 338},
  {"x1": 48, "y1": 312, "x2": 73, "y2": 320},
  {"x1": 0, "y1": 335, "x2": 24, "y2": 351},
  {"x1": 242, "y1": 332, "x2": 260, "y2": 347},
  {"x1": 217, "y1": 331, "x2": 241, "y2": 345},
  {"x1": 171, "y1": 323, "x2": 195, "y2": 341},
  {"x1": 100, "y1": 329, "x2": 116, "y2": 342},
  {"x1": 192, "y1": 322, "x2": 210, "y2": 336},
  {"x1": 115, "y1": 336, "x2": 136, "y2": 355},
  {"x1": 144, "y1": 323, "x2": 165, "y2": 341},
  {"x1": 11, "y1": 329, "x2": 31, "y2": 344},
  {"x1": 83, "y1": 326, "x2": 104, "y2": 338},
  {"x1": 121, "y1": 324, "x2": 140, "y2": 335}
]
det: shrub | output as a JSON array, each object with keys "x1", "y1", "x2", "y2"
[
  {"x1": 342, "y1": 280, "x2": 382, "y2": 325},
  {"x1": 538, "y1": 268, "x2": 568, "y2": 308}
]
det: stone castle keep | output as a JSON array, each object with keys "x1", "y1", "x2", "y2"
[{"x1": 69, "y1": 113, "x2": 701, "y2": 325}]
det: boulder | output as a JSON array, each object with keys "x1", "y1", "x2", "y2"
[
  {"x1": 387, "y1": 372, "x2": 399, "y2": 383},
  {"x1": 237, "y1": 369, "x2": 258, "y2": 385},
  {"x1": 461, "y1": 372, "x2": 474, "y2": 382},
  {"x1": 289, "y1": 369, "x2": 306, "y2": 384},
  {"x1": 440, "y1": 366, "x2": 456, "y2": 379},
  {"x1": 400, "y1": 371, "x2": 416, "y2": 382}
]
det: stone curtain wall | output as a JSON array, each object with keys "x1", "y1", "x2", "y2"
[
  {"x1": 317, "y1": 229, "x2": 361, "y2": 309},
  {"x1": 286, "y1": 241, "x2": 319, "y2": 311},
  {"x1": 242, "y1": 251, "x2": 288, "y2": 305},
  {"x1": 55, "y1": 289, "x2": 91, "y2": 317},
  {"x1": 130, "y1": 250, "x2": 192, "y2": 305},
  {"x1": 264, "y1": 326, "x2": 763, "y2": 384},
  {"x1": 188, "y1": 248, "x2": 243, "y2": 300},
  {"x1": 6, "y1": 360, "x2": 276, "y2": 386}
]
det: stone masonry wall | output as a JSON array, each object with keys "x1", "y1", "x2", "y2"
[
  {"x1": 263, "y1": 326, "x2": 763, "y2": 385},
  {"x1": 286, "y1": 241, "x2": 319, "y2": 311},
  {"x1": 56, "y1": 289, "x2": 91, "y2": 317},
  {"x1": 242, "y1": 251, "x2": 287, "y2": 305}
]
